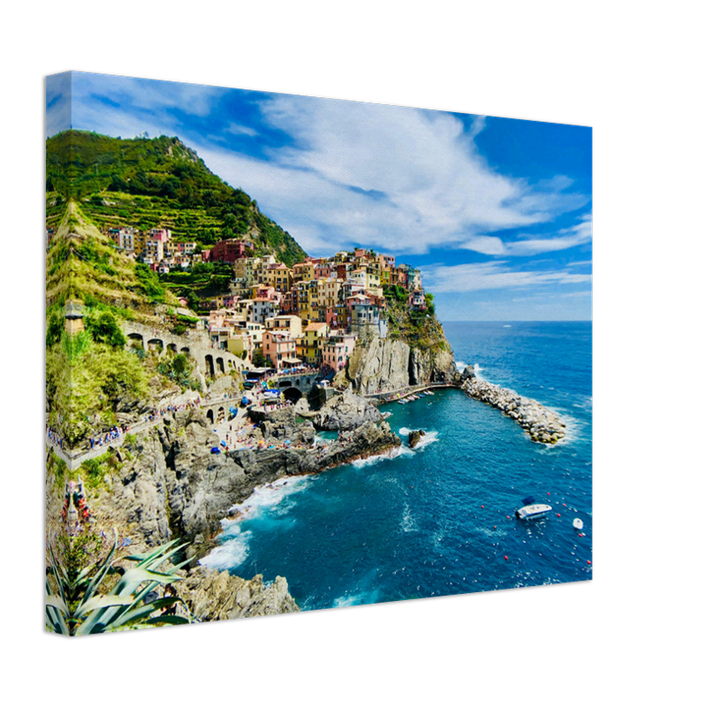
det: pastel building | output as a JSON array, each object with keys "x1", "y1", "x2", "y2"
[
  {"x1": 250, "y1": 298, "x2": 277, "y2": 325},
  {"x1": 322, "y1": 331, "x2": 357, "y2": 372},
  {"x1": 265, "y1": 314, "x2": 303, "y2": 340},
  {"x1": 298, "y1": 321, "x2": 329, "y2": 364},
  {"x1": 263, "y1": 330, "x2": 300, "y2": 369}
]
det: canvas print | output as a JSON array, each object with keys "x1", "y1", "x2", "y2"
[{"x1": 45, "y1": 72, "x2": 592, "y2": 635}]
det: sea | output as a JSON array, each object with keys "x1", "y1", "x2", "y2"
[{"x1": 201, "y1": 321, "x2": 592, "y2": 609}]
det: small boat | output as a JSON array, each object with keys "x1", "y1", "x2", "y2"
[
  {"x1": 573, "y1": 518, "x2": 584, "y2": 530},
  {"x1": 516, "y1": 503, "x2": 552, "y2": 520}
]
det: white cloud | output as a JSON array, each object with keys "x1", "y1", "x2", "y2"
[
  {"x1": 193, "y1": 96, "x2": 589, "y2": 255},
  {"x1": 422, "y1": 261, "x2": 592, "y2": 293},
  {"x1": 225, "y1": 123, "x2": 258, "y2": 137},
  {"x1": 459, "y1": 213, "x2": 592, "y2": 256}
]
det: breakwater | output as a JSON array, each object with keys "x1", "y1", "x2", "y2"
[{"x1": 461, "y1": 374, "x2": 566, "y2": 444}]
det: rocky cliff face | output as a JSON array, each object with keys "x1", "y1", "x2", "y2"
[
  {"x1": 343, "y1": 333, "x2": 459, "y2": 395},
  {"x1": 315, "y1": 389, "x2": 382, "y2": 430}
]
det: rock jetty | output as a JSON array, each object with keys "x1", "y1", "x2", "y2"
[{"x1": 461, "y1": 367, "x2": 566, "y2": 444}]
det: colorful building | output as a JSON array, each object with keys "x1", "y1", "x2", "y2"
[
  {"x1": 322, "y1": 331, "x2": 357, "y2": 372},
  {"x1": 298, "y1": 322, "x2": 329, "y2": 364},
  {"x1": 263, "y1": 330, "x2": 299, "y2": 369}
]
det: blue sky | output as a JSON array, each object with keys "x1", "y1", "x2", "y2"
[{"x1": 47, "y1": 72, "x2": 592, "y2": 321}]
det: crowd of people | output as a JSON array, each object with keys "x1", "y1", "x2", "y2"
[{"x1": 88, "y1": 426, "x2": 125, "y2": 450}]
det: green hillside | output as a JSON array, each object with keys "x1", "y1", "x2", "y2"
[{"x1": 46, "y1": 130, "x2": 307, "y2": 266}]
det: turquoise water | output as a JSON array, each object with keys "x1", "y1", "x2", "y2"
[{"x1": 202, "y1": 321, "x2": 592, "y2": 609}]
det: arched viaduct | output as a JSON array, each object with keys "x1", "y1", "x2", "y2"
[{"x1": 121, "y1": 322, "x2": 246, "y2": 378}]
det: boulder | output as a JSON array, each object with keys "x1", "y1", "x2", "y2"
[
  {"x1": 408, "y1": 429, "x2": 426, "y2": 448},
  {"x1": 315, "y1": 388, "x2": 382, "y2": 431}
]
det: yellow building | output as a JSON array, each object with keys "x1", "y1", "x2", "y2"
[
  {"x1": 227, "y1": 333, "x2": 252, "y2": 365},
  {"x1": 264, "y1": 263, "x2": 292, "y2": 292},
  {"x1": 296, "y1": 279, "x2": 319, "y2": 320},
  {"x1": 292, "y1": 258, "x2": 315, "y2": 283},
  {"x1": 317, "y1": 277, "x2": 343, "y2": 309},
  {"x1": 298, "y1": 322, "x2": 329, "y2": 365}
]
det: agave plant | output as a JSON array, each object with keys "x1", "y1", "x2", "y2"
[{"x1": 46, "y1": 533, "x2": 193, "y2": 635}]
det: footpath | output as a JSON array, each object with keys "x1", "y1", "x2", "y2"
[{"x1": 46, "y1": 391, "x2": 251, "y2": 470}]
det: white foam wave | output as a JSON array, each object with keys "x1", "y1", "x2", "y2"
[
  {"x1": 223, "y1": 475, "x2": 309, "y2": 525},
  {"x1": 199, "y1": 529, "x2": 251, "y2": 571},
  {"x1": 409, "y1": 430, "x2": 440, "y2": 450},
  {"x1": 455, "y1": 360, "x2": 485, "y2": 380},
  {"x1": 401, "y1": 503, "x2": 418, "y2": 532},
  {"x1": 397, "y1": 427, "x2": 439, "y2": 450},
  {"x1": 351, "y1": 445, "x2": 412, "y2": 468},
  {"x1": 332, "y1": 589, "x2": 381, "y2": 608}
]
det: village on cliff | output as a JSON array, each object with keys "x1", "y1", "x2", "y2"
[{"x1": 105, "y1": 226, "x2": 429, "y2": 374}]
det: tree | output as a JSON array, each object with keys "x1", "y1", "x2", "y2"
[{"x1": 86, "y1": 311, "x2": 126, "y2": 348}]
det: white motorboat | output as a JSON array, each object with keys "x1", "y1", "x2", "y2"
[
  {"x1": 515, "y1": 503, "x2": 552, "y2": 520},
  {"x1": 573, "y1": 518, "x2": 584, "y2": 530}
]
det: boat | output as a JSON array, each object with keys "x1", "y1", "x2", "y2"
[
  {"x1": 573, "y1": 518, "x2": 584, "y2": 530},
  {"x1": 516, "y1": 503, "x2": 553, "y2": 520}
]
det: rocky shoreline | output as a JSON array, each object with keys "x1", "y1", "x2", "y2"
[
  {"x1": 460, "y1": 367, "x2": 566, "y2": 444},
  {"x1": 64, "y1": 390, "x2": 400, "y2": 622}
]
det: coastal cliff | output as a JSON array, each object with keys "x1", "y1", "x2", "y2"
[
  {"x1": 339, "y1": 326, "x2": 459, "y2": 395},
  {"x1": 96, "y1": 408, "x2": 399, "y2": 555}
]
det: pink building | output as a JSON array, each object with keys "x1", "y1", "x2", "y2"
[
  {"x1": 378, "y1": 254, "x2": 395, "y2": 270},
  {"x1": 322, "y1": 332, "x2": 356, "y2": 372},
  {"x1": 410, "y1": 290, "x2": 426, "y2": 310},
  {"x1": 263, "y1": 329, "x2": 299, "y2": 369},
  {"x1": 149, "y1": 228, "x2": 171, "y2": 243}
]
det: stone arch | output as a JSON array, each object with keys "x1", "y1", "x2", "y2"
[
  {"x1": 167, "y1": 343, "x2": 177, "y2": 354},
  {"x1": 283, "y1": 387, "x2": 303, "y2": 404},
  {"x1": 147, "y1": 338, "x2": 164, "y2": 352},
  {"x1": 128, "y1": 332, "x2": 144, "y2": 349},
  {"x1": 206, "y1": 409, "x2": 214, "y2": 424},
  {"x1": 216, "y1": 357, "x2": 225, "y2": 374},
  {"x1": 217, "y1": 406, "x2": 225, "y2": 422},
  {"x1": 181, "y1": 347, "x2": 190, "y2": 356},
  {"x1": 205, "y1": 355, "x2": 215, "y2": 377}
]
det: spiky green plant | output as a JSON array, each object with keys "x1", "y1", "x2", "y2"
[{"x1": 46, "y1": 534, "x2": 193, "y2": 635}]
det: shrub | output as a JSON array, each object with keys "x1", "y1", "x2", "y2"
[{"x1": 46, "y1": 535, "x2": 191, "y2": 635}]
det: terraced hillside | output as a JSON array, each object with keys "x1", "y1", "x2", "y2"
[
  {"x1": 46, "y1": 200, "x2": 170, "y2": 319},
  {"x1": 46, "y1": 130, "x2": 307, "y2": 266}
]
